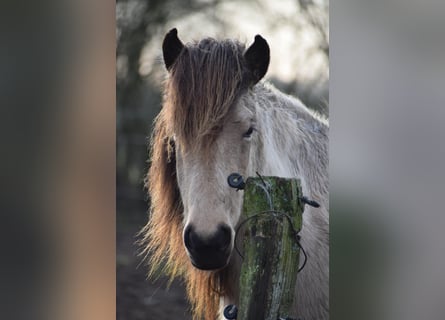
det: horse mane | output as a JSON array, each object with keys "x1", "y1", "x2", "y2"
[
  {"x1": 139, "y1": 113, "x2": 233, "y2": 319},
  {"x1": 163, "y1": 37, "x2": 249, "y2": 151},
  {"x1": 140, "y1": 37, "x2": 248, "y2": 319}
]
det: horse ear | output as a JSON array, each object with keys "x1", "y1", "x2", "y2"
[
  {"x1": 244, "y1": 35, "x2": 270, "y2": 85},
  {"x1": 162, "y1": 28, "x2": 184, "y2": 71}
]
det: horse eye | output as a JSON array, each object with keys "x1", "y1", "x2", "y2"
[{"x1": 243, "y1": 127, "x2": 254, "y2": 138}]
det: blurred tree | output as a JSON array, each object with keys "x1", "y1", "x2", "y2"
[
  {"x1": 298, "y1": 0, "x2": 329, "y2": 57},
  {"x1": 117, "y1": 0, "x2": 223, "y2": 106}
]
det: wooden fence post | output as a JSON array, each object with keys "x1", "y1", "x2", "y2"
[{"x1": 237, "y1": 176, "x2": 304, "y2": 320}]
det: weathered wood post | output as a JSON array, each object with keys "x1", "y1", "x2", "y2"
[{"x1": 237, "y1": 176, "x2": 304, "y2": 320}]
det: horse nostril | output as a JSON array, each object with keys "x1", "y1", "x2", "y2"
[
  {"x1": 183, "y1": 225, "x2": 195, "y2": 251},
  {"x1": 184, "y1": 224, "x2": 232, "y2": 253},
  {"x1": 214, "y1": 224, "x2": 231, "y2": 251},
  {"x1": 184, "y1": 225, "x2": 206, "y2": 251}
]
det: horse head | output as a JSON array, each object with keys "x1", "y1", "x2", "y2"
[{"x1": 161, "y1": 28, "x2": 269, "y2": 270}]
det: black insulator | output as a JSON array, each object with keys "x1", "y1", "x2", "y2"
[
  {"x1": 223, "y1": 304, "x2": 238, "y2": 319},
  {"x1": 300, "y1": 196, "x2": 320, "y2": 208},
  {"x1": 227, "y1": 173, "x2": 245, "y2": 190}
]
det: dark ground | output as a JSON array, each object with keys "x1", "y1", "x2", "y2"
[{"x1": 117, "y1": 199, "x2": 192, "y2": 320}]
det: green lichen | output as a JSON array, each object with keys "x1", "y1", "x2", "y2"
[{"x1": 238, "y1": 177, "x2": 303, "y2": 320}]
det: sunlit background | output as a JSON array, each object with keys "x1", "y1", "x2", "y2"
[{"x1": 116, "y1": 0, "x2": 328, "y2": 319}]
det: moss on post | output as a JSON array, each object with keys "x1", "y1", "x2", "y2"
[{"x1": 237, "y1": 176, "x2": 303, "y2": 320}]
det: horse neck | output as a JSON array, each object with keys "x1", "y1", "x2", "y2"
[{"x1": 248, "y1": 84, "x2": 329, "y2": 203}]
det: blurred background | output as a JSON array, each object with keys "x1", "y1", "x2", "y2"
[
  {"x1": 3, "y1": 1, "x2": 445, "y2": 320},
  {"x1": 116, "y1": 0, "x2": 329, "y2": 319}
]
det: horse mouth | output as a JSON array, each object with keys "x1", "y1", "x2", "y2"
[{"x1": 188, "y1": 251, "x2": 231, "y2": 271}]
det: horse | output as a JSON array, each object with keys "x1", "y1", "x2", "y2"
[{"x1": 140, "y1": 28, "x2": 329, "y2": 320}]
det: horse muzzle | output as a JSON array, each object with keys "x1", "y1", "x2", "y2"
[{"x1": 183, "y1": 224, "x2": 232, "y2": 270}]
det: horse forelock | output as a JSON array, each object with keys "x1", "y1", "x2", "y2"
[{"x1": 164, "y1": 38, "x2": 248, "y2": 152}]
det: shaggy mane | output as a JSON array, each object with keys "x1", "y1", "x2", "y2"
[
  {"x1": 163, "y1": 38, "x2": 249, "y2": 150},
  {"x1": 139, "y1": 113, "x2": 233, "y2": 319}
]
